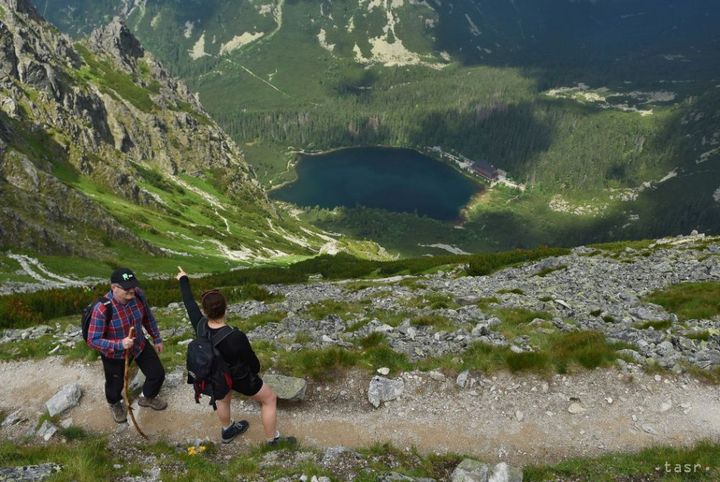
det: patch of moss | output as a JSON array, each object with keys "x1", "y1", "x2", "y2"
[
  {"x1": 636, "y1": 320, "x2": 673, "y2": 331},
  {"x1": 497, "y1": 288, "x2": 524, "y2": 295},
  {"x1": 74, "y1": 44, "x2": 155, "y2": 113},
  {"x1": 645, "y1": 281, "x2": 720, "y2": 321}
]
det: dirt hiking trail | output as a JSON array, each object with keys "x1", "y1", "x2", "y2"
[{"x1": 3, "y1": 357, "x2": 720, "y2": 465}]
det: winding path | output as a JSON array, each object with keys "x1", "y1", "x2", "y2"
[{"x1": 7, "y1": 254, "x2": 85, "y2": 288}]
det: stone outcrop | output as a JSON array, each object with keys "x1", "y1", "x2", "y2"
[
  {"x1": 0, "y1": 463, "x2": 63, "y2": 481},
  {"x1": 0, "y1": 0, "x2": 269, "y2": 257},
  {"x1": 87, "y1": 17, "x2": 144, "y2": 72}
]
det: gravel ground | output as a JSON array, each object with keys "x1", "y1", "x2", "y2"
[{"x1": 2, "y1": 358, "x2": 720, "y2": 466}]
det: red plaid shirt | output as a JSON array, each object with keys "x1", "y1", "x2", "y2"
[{"x1": 86, "y1": 288, "x2": 162, "y2": 359}]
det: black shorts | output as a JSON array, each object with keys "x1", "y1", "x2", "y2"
[{"x1": 232, "y1": 372, "x2": 263, "y2": 397}]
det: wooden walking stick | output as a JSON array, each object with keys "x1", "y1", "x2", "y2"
[{"x1": 124, "y1": 326, "x2": 148, "y2": 439}]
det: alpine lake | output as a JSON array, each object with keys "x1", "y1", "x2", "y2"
[{"x1": 270, "y1": 147, "x2": 483, "y2": 221}]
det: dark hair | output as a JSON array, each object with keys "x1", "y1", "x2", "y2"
[{"x1": 201, "y1": 289, "x2": 226, "y2": 320}]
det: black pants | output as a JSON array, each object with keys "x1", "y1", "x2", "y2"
[{"x1": 101, "y1": 342, "x2": 165, "y2": 404}]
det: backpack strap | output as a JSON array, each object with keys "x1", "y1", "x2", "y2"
[
  {"x1": 135, "y1": 289, "x2": 148, "y2": 323},
  {"x1": 196, "y1": 318, "x2": 234, "y2": 347},
  {"x1": 99, "y1": 297, "x2": 113, "y2": 324},
  {"x1": 196, "y1": 317, "x2": 209, "y2": 338},
  {"x1": 210, "y1": 325, "x2": 234, "y2": 348}
]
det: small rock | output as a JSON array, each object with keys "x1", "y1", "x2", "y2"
[
  {"x1": 451, "y1": 459, "x2": 488, "y2": 482},
  {"x1": 45, "y1": 383, "x2": 82, "y2": 417},
  {"x1": 490, "y1": 462, "x2": 523, "y2": 482},
  {"x1": 428, "y1": 371, "x2": 446, "y2": 381},
  {"x1": 451, "y1": 459, "x2": 523, "y2": 482},
  {"x1": 456, "y1": 370, "x2": 469, "y2": 388},
  {"x1": 642, "y1": 424, "x2": 658, "y2": 435},
  {"x1": 515, "y1": 410, "x2": 524, "y2": 422},
  {"x1": 378, "y1": 473, "x2": 419, "y2": 481},
  {"x1": 373, "y1": 324, "x2": 395, "y2": 333},
  {"x1": 36, "y1": 420, "x2": 58, "y2": 441},
  {"x1": 129, "y1": 370, "x2": 145, "y2": 397},
  {"x1": 1, "y1": 409, "x2": 24, "y2": 427},
  {"x1": 568, "y1": 403, "x2": 586, "y2": 414},
  {"x1": 321, "y1": 446, "x2": 352, "y2": 465},
  {"x1": 377, "y1": 367, "x2": 390, "y2": 376}
]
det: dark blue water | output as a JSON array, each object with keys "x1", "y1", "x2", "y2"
[{"x1": 270, "y1": 147, "x2": 482, "y2": 220}]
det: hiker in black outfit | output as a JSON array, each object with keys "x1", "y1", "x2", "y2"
[{"x1": 176, "y1": 266, "x2": 296, "y2": 445}]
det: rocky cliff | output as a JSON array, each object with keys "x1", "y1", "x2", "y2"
[{"x1": 0, "y1": 0, "x2": 281, "y2": 258}]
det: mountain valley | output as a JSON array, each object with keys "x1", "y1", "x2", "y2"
[
  {"x1": 39, "y1": 0, "x2": 720, "y2": 256},
  {"x1": 0, "y1": 2, "x2": 719, "y2": 480}
]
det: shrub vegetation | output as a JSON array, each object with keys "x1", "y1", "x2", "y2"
[{"x1": 0, "y1": 246, "x2": 566, "y2": 328}]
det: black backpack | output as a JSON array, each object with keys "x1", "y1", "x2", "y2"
[
  {"x1": 81, "y1": 297, "x2": 112, "y2": 342},
  {"x1": 186, "y1": 318, "x2": 235, "y2": 410}
]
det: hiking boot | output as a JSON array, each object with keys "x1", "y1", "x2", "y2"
[
  {"x1": 267, "y1": 435, "x2": 297, "y2": 447},
  {"x1": 109, "y1": 400, "x2": 127, "y2": 423},
  {"x1": 138, "y1": 396, "x2": 167, "y2": 411},
  {"x1": 221, "y1": 420, "x2": 249, "y2": 444}
]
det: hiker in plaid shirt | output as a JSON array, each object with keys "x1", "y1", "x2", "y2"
[{"x1": 87, "y1": 268, "x2": 167, "y2": 423}]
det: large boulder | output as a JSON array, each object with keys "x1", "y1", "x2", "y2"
[
  {"x1": 263, "y1": 374, "x2": 307, "y2": 401},
  {"x1": 451, "y1": 459, "x2": 523, "y2": 482},
  {"x1": 368, "y1": 376, "x2": 404, "y2": 408}
]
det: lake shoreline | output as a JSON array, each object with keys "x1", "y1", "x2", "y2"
[
  {"x1": 270, "y1": 146, "x2": 484, "y2": 221},
  {"x1": 272, "y1": 144, "x2": 492, "y2": 193}
]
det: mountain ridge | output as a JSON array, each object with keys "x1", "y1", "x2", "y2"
[{"x1": 0, "y1": 0, "x2": 386, "y2": 267}]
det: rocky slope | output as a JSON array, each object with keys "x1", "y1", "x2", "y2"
[
  {"x1": 0, "y1": 0, "x2": 360, "y2": 262},
  {"x1": 4, "y1": 233, "x2": 718, "y2": 371},
  {"x1": 235, "y1": 233, "x2": 720, "y2": 373},
  {"x1": 1, "y1": 233, "x2": 719, "y2": 480}
]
